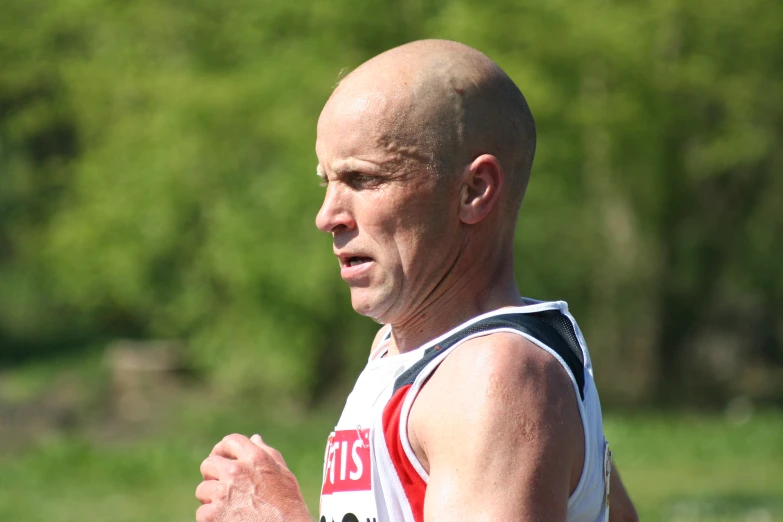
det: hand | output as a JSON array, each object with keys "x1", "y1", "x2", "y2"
[{"x1": 196, "y1": 433, "x2": 311, "y2": 522}]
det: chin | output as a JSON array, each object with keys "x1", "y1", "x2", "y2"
[{"x1": 350, "y1": 289, "x2": 391, "y2": 324}]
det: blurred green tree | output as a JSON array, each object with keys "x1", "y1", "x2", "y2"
[{"x1": 1, "y1": 0, "x2": 781, "y2": 405}]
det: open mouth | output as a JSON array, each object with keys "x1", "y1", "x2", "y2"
[{"x1": 345, "y1": 256, "x2": 373, "y2": 267}]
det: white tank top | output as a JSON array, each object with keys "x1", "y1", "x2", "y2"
[{"x1": 319, "y1": 300, "x2": 611, "y2": 522}]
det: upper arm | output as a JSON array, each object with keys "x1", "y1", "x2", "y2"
[{"x1": 410, "y1": 333, "x2": 584, "y2": 521}]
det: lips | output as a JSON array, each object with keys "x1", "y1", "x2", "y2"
[{"x1": 336, "y1": 252, "x2": 375, "y2": 280}]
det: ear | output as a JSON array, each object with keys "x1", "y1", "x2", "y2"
[{"x1": 458, "y1": 154, "x2": 504, "y2": 225}]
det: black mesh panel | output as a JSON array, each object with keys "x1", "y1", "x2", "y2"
[
  {"x1": 527, "y1": 310, "x2": 584, "y2": 366},
  {"x1": 393, "y1": 311, "x2": 586, "y2": 400}
]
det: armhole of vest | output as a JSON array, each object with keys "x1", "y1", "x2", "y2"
[
  {"x1": 396, "y1": 354, "x2": 445, "y2": 484},
  {"x1": 567, "y1": 380, "x2": 594, "y2": 510},
  {"x1": 499, "y1": 328, "x2": 593, "y2": 510},
  {"x1": 504, "y1": 329, "x2": 592, "y2": 508},
  {"x1": 394, "y1": 327, "x2": 593, "y2": 505}
]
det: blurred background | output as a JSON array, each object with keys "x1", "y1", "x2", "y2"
[{"x1": 1, "y1": 0, "x2": 782, "y2": 520}]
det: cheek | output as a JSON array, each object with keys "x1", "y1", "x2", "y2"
[
  {"x1": 360, "y1": 184, "x2": 457, "y2": 267},
  {"x1": 396, "y1": 207, "x2": 457, "y2": 272}
]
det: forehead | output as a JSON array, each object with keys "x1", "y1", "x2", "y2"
[{"x1": 316, "y1": 79, "x2": 412, "y2": 161}]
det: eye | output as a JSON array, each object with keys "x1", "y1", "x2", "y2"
[{"x1": 347, "y1": 172, "x2": 380, "y2": 189}]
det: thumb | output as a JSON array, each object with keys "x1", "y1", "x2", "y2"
[{"x1": 250, "y1": 434, "x2": 263, "y2": 447}]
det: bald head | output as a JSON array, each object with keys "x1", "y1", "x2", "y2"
[{"x1": 323, "y1": 39, "x2": 536, "y2": 209}]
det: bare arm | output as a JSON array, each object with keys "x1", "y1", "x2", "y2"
[
  {"x1": 409, "y1": 333, "x2": 584, "y2": 521},
  {"x1": 609, "y1": 464, "x2": 639, "y2": 522}
]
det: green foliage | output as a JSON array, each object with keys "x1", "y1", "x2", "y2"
[
  {"x1": 0, "y1": 408, "x2": 782, "y2": 521},
  {"x1": 1, "y1": 0, "x2": 781, "y2": 403}
]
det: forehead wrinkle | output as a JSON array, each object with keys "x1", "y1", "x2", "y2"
[{"x1": 375, "y1": 132, "x2": 433, "y2": 167}]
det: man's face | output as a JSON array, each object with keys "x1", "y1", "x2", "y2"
[{"x1": 315, "y1": 89, "x2": 460, "y2": 324}]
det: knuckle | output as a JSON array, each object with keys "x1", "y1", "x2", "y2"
[
  {"x1": 248, "y1": 448, "x2": 269, "y2": 465},
  {"x1": 226, "y1": 461, "x2": 243, "y2": 477},
  {"x1": 212, "y1": 433, "x2": 239, "y2": 453}
]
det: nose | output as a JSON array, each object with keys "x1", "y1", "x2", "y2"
[{"x1": 316, "y1": 183, "x2": 355, "y2": 233}]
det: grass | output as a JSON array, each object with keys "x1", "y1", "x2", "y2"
[
  {"x1": 0, "y1": 395, "x2": 781, "y2": 521},
  {"x1": 605, "y1": 412, "x2": 783, "y2": 521}
]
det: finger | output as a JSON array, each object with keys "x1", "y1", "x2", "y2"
[
  {"x1": 200, "y1": 456, "x2": 223, "y2": 481},
  {"x1": 210, "y1": 433, "x2": 255, "y2": 459},
  {"x1": 195, "y1": 479, "x2": 226, "y2": 505},
  {"x1": 196, "y1": 502, "x2": 217, "y2": 522},
  {"x1": 264, "y1": 446, "x2": 288, "y2": 469},
  {"x1": 250, "y1": 433, "x2": 288, "y2": 469}
]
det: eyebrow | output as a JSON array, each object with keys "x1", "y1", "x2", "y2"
[
  {"x1": 334, "y1": 158, "x2": 383, "y2": 174},
  {"x1": 315, "y1": 158, "x2": 388, "y2": 181}
]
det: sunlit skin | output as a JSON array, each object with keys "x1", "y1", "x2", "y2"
[
  {"x1": 195, "y1": 39, "x2": 638, "y2": 522},
  {"x1": 315, "y1": 50, "x2": 523, "y2": 355},
  {"x1": 314, "y1": 112, "x2": 459, "y2": 329}
]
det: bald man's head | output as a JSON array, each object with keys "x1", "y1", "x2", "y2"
[{"x1": 324, "y1": 39, "x2": 536, "y2": 210}]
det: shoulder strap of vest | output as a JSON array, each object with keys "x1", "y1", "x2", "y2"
[{"x1": 393, "y1": 311, "x2": 586, "y2": 400}]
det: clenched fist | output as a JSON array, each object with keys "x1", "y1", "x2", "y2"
[{"x1": 196, "y1": 433, "x2": 312, "y2": 522}]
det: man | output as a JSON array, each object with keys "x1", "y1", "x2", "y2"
[{"x1": 195, "y1": 40, "x2": 638, "y2": 522}]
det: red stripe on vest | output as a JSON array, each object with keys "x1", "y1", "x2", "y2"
[{"x1": 382, "y1": 384, "x2": 426, "y2": 522}]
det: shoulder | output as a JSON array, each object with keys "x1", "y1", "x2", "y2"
[
  {"x1": 430, "y1": 332, "x2": 578, "y2": 405},
  {"x1": 409, "y1": 333, "x2": 586, "y2": 517},
  {"x1": 409, "y1": 332, "x2": 583, "y2": 469}
]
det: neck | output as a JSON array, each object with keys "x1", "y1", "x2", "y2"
[{"x1": 387, "y1": 239, "x2": 522, "y2": 355}]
